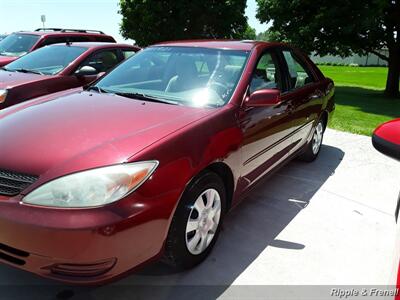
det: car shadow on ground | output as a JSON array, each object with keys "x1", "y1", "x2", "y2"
[{"x1": 0, "y1": 145, "x2": 344, "y2": 300}]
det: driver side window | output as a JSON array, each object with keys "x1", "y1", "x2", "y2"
[
  {"x1": 250, "y1": 52, "x2": 282, "y2": 94},
  {"x1": 77, "y1": 49, "x2": 120, "y2": 74}
]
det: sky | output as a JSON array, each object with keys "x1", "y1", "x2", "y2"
[{"x1": 0, "y1": 0, "x2": 267, "y2": 42}]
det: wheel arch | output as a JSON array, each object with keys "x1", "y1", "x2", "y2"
[
  {"x1": 320, "y1": 110, "x2": 329, "y2": 131},
  {"x1": 204, "y1": 162, "x2": 235, "y2": 211}
]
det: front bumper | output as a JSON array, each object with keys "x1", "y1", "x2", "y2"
[{"x1": 0, "y1": 190, "x2": 178, "y2": 284}]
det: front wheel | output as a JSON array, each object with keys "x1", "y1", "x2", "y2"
[
  {"x1": 298, "y1": 119, "x2": 325, "y2": 162},
  {"x1": 163, "y1": 171, "x2": 226, "y2": 270}
]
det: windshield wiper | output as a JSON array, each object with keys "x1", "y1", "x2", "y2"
[
  {"x1": 114, "y1": 92, "x2": 179, "y2": 105},
  {"x1": 86, "y1": 86, "x2": 111, "y2": 94},
  {"x1": 12, "y1": 68, "x2": 44, "y2": 75}
]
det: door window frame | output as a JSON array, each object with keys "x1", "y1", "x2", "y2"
[
  {"x1": 241, "y1": 47, "x2": 289, "y2": 107},
  {"x1": 249, "y1": 47, "x2": 288, "y2": 91},
  {"x1": 71, "y1": 48, "x2": 122, "y2": 75}
]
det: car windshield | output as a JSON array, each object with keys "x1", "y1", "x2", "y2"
[
  {"x1": 0, "y1": 33, "x2": 40, "y2": 57},
  {"x1": 94, "y1": 46, "x2": 249, "y2": 107},
  {"x1": 3, "y1": 45, "x2": 87, "y2": 75}
]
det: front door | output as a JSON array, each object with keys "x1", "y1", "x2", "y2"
[{"x1": 239, "y1": 49, "x2": 296, "y2": 189}]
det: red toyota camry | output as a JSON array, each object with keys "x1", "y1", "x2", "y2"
[{"x1": 0, "y1": 40, "x2": 334, "y2": 284}]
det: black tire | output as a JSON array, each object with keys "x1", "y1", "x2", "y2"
[
  {"x1": 298, "y1": 119, "x2": 325, "y2": 162},
  {"x1": 163, "y1": 171, "x2": 226, "y2": 270}
]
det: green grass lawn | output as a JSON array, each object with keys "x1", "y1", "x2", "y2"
[{"x1": 318, "y1": 65, "x2": 400, "y2": 136}]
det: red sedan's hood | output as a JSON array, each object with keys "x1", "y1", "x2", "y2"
[
  {"x1": 0, "y1": 91, "x2": 213, "y2": 181},
  {"x1": 0, "y1": 56, "x2": 18, "y2": 67},
  {"x1": 0, "y1": 70, "x2": 49, "y2": 88}
]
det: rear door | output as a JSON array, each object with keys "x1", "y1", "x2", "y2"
[{"x1": 279, "y1": 48, "x2": 324, "y2": 152}]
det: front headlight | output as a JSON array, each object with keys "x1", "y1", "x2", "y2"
[
  {"x1": 0, "y1": 89, "x2": 8, "y2": 103},
  {"x1": 23, "y1": 161, "x2": 158, "y2": 208}
]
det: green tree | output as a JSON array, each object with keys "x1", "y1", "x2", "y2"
[
  {"x1": 119, "y1": 0, "x2": 249, "y2": 46},
  {"x1": 256, "y1": 0, "x2": 400, "y2": 97},
  {"x1": 256, "y1": 29, "x2": 280, "y2": 41},
  {"x1": 243, "y1": 25, "x2": 257, "y2": 40}
]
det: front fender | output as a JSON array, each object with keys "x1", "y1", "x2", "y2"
[{"x1": 128, "y1": 105, "x2": 243, "y2": 241}]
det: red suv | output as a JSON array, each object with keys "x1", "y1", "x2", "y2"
[
  {"x1": 0, "y1": 42, "x2": 139, "y2": 109},
  {"x1": 0, "y1": 28, "x2": 116, "y2": 67},
  {"x1": 0, "y1": 40, "x2": 334, "y2": 284}
]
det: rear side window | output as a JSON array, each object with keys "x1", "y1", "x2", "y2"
[
  {"x1": 41, "y1": 35, "x2": 113, "y2": 46},
  {"x1": 92, "y1": 36, "x2": 116, "y2": 43},
  {"x1": 40, "y1": 36, "x2": 69, "y2": 46},
  {"x1": 68, "y1": 36, "x2": 91, "y2": 43},
  {"x1": 282, "y1": 50, "x2": 314, "y2": 90},
  {"x1": 122, "y1": 50, "x2": 136, "y2": 59}
]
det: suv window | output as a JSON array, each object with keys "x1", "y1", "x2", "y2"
[
  {"x1": 0, "y1": 33, "x2": 40, "y2": 57},
  {"x1": 40, "y1": 36, "x2": 69, "y2": 46},
  {"x1": 93, "y1": 36, "x2": 116, "y2": 43},
  {"x1": 68, "y1": 36, "x2": 91, "y2": 43},
  {"x1": 78, "y1": 49, "x2": 120, "y2": 73},
  {"x1": 250, "y1": 51, "x2": 282, "y2": 93},
  {"x1": 40, "y1": 36, "x2": 108, "y2": 47},
  {"x1": 282, "y1": 50, "x2": 314, "y2": 90}
]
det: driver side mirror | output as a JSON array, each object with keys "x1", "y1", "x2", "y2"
[
  {"x1": 75, "y1": 65, "x2": 98, "y2": 77},
  {"x1": 246, "y1": 89, "x2": 281, "y2": 107}
]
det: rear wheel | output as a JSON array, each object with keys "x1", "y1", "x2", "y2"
[
  {"x1": 163, "y1": 171, "x2": 226, "y2": 269},
  {"x1": 298, "y1": 119, "x2": 325, "y2": 162}
]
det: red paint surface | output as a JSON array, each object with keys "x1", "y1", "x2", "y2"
[
  {"x1": 0, "y1": 56, "x2": 17, "y2": 66},
  {"x1": 374, "y1": 118, "x2": 400, "y2": 145}
]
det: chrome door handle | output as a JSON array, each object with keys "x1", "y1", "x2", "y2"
[{"x1": 309, "y1": 90, "x2": 324, "y2": 100}]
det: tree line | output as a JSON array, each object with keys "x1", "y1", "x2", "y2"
[{"x1": 119, "y1": 0, "x2": 400, "y2": 98}]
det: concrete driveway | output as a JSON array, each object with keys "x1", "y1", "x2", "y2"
[{"x1": 1, "y1": 129, "x2": 399, "y2": 300}]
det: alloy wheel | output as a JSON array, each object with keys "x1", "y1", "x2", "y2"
[{"x1": 312, "y1": 122, "x2": 324, "y2": 155}]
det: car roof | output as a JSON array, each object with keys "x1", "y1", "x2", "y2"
[
  {"x1": 49, "y1": 42, "x2": 138, "y2": 49},
  {"x1": 153, "y1": 40, "x2": 285, "y2": 51},
  {"x1": 13, "y1": 30, "x2": 112, "y2": 37}
]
